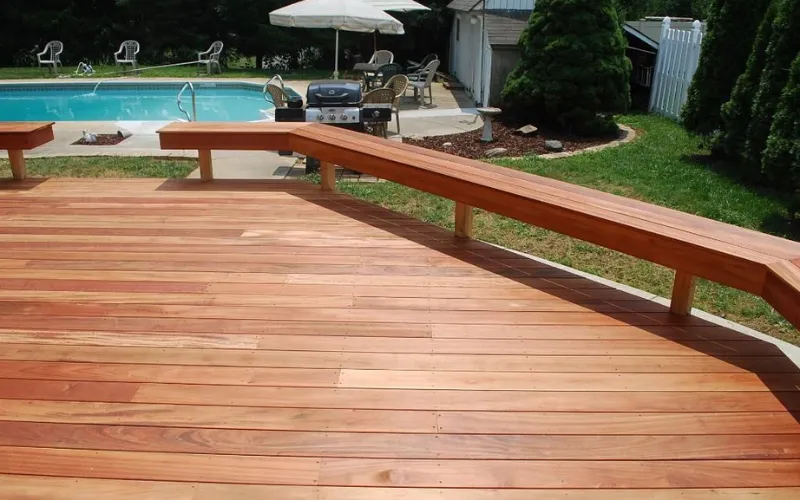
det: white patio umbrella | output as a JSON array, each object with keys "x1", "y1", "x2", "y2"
[
  {"x1": 269, "y1": 0, "x2": 405, "y2": 79},
  {"x1": 360, "y1": 0, "x2": 430, "y2": 12}
]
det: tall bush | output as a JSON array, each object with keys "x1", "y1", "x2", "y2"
[
  {"x1": 501, "y1": 0, "x2": 631, "y2": 136},
  {"x1": 681, "y1": 0, "x2": 772, "y2": 135},
  {"x1": 761, "y1": 51, "x2": 800, "y2": 192},
  {"x1": 718, "y1": 1, "x2": 777, "y2": 163},
  {"x1": 743, "y1": 0, "x2": 800, "y2": 172}
]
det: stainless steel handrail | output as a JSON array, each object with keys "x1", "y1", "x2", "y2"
[{"x1": 177, "y1": 82, "x2": 197, "y2": 121}]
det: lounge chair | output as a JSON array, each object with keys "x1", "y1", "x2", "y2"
[
  {"x1": 114, "y1": 40, "x2": 140, "y2": 73},
  {"x1": 37, "y1": 41, "x2": 63, "y2": 74},
  {"x1": 383, "y1": 74, "x2": 409, "y2": 134},
  {"x1": 198, "y1": 41, "x2": 224, "y2": 75},
  {"x1": 406, "y1": 59, "x2": 440, "y2": 106},
  {"x1": 407, "y1": 53, "x2": 438, "y2": 74},
  {"x1": 368, "y1": 50, "x2": 394, "y2": 65}
]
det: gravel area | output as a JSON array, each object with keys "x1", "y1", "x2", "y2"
[
  {"x1": 72, "y1": 134, "x2": 128, "y2": 146},
  {"x1": 405, "y1": 121, "x2": 617, "y2": 159}
]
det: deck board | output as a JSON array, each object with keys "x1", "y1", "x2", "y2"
[{"x1": 0, "y1": 178, "x2": 798, "y2": 496}]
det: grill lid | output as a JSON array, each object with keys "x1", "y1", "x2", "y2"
[{"x1": 306, "y1": 80, "x2": 362, "y2": 107}]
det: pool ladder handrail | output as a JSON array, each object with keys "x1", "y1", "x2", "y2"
[
  {"x1": 177, "y1": 82, "x2": 197, "y2": 122},
  {"x1": 263, "y1": 75, "x2": 285, "y2": 106}
]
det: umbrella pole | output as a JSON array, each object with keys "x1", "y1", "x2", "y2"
[
  {"x1": 334, "y1": 29, "x2": 339, "y2": 79},
  {"x1": 374, "y1": 32, "x2": 377, "y2": 53}
]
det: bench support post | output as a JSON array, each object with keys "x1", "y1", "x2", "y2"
[
  {"x1": 454, "y1": 202, "x2": 474, "y2": 238},
  {"x1": 8, "y1": 150, "x2": 26, "y2": 180},
  {"x1": 320, "y1": 162, "x2": 336, "y2": 192},
  {"x1": 198, "y1": 149, "x2": 213, "y2": 182},
  {"x1": 670, "y1": 270, "x2": 696, "y2": 315}
]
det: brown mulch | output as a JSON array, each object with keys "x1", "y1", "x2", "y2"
[
  {"x1": 404, "y1": 121, "x2": 617, "y2": 159},
  {"x1": 72, "y1": 134, "x2": 129, "y2": 146}
]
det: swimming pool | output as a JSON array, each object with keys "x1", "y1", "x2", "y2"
[{"x1": 0, "y1": 81, "x2": 293, "y2": 122}]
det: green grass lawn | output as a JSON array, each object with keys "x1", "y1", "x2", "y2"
[
  {"x1": 336, "y1": 114, "x2": 800, "y2": 345},
  {"x1": 0, "y1": 64, "x2": 330, "y2": 81},
  {"x1": 0, "y1": 156, "x2": 196, "y2": 178}
]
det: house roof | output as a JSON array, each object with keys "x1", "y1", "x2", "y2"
[
  {"x1": 623, "y1": 19, "x2": 705, "y2": 49},
  {"x1": 447, "y1": 0, "x2": 481, "y2": 11},
  {"x1": 485, "y1": 12, "x2": 528, "y2": 46}
]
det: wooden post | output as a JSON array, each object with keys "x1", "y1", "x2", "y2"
[
  {"x1": 320, "y1": 161, "x2": 336, "y2": 192},
  {"x1": 670, "y1": 270, "x2": 696, "y2": 315},
  {"x1": 198, "y1": 149, "x2": 213, "y2": 182},
  {"x1": 454, "y1": 202, "x2": 474, "y2": 238},
  {"x1": 8, "y1": 150, "x2": 26, "y2": 180}
]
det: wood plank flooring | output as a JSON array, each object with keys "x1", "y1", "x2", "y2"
[{"x1": 0, "y1": 178, "x2": 798, "y2": 499}]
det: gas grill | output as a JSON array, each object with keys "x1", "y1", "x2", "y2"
[{"x1": 274, "y1": 79, "x2": 392, "y2": 171}]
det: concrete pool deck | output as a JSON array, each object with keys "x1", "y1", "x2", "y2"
[{"x1": 0, "y1": 79, "x2": 482, "y2": 180}]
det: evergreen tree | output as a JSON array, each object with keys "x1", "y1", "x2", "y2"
[
  {"x1": 743, "y1": 0, "x2": 800, "y2": 172},
  {"x1": 501, "y1": 0, "x2": 631, "y2": 136},
  {"x1": 718, "y1": 1, "x2": 777, "y2": 164},
  {"x1": 681, "y1": 0, "x2": 772, "y2": 135},
  {"x1": 761, "y1": 51, "x2": 800, "y2": 191}
]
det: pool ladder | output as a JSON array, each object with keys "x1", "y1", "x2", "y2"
[{"x1": 177, "y1": 82, "x2": 197, "y2": 121}]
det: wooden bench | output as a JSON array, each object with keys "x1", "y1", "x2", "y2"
[
  {"x1": 159, "y1": 122, "x2": 800, "y2": 329},
  {"x1": 0, "y1": 122, "x2": 55, "y2": 180}
]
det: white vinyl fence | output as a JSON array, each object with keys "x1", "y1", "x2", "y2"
[{"x1": 649, "y1": 18, "x2": 704, "y2": 119}]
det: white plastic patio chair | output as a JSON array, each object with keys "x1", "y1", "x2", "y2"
[
  {"x1": 114, "y1": 40, "x2": 140, "y2": 72},
  {"x1": 37, "y1": 41, "x2": 63, "y2": 74},
  {"x1": 368, "y1": 50, "x2": 394, "y2": 65},
  {"x1": 198, "y1": 41, "x2": 224, "y2": 75},
  {"x1": 405, "y1": 59, "x2": 440, "y2": 106}
]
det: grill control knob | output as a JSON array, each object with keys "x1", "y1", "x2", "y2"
[
  {"x1": 316, "y1": 114, "x2": 324, "y2": 121},
  {"x1": 372, "y1": 110, "x2": 380, "y2": 118},
  {"x1": 328, "y1": 114, "x2": 336, "y2": 121},
  {"x1": 340, "y1": 114, "x2": 348, "y2": 121}
]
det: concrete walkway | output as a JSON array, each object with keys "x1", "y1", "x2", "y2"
[{"x1": 1, "y1": 80, "x2": 482, "y2": 180}]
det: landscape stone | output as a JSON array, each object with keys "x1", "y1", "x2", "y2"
[
  {"x1": 544, "y1": 140, "x2": 564, "y2": 152},
  {"x1": 514, "y1": 124, "x2": 538, "y2": 136},
  {"x1": 485, "y1": 147, "x2": 508, "y2": 158},
  {"x1": 442, "y1": 142, "x2": 453, "y2": 147}
]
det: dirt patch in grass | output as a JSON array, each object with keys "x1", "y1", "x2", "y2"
[
  {"x1": 405, "y1": 121, "x2": 616, "y2": 159},
  {"x1": 72, "y1": 134, "x2": 129, "y2": 146}
]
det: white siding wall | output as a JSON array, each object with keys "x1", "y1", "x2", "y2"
[
  {"x1": 485, "y1": 0, "x2": 534, "y2": 10},
  {"x1": 451, "y1": 13, "x2": 484, "y2": 103}
]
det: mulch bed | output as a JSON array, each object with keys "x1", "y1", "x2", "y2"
[
  {"x1": 72, "y1": 134, "x2": 129, "y2": 146},
  {"x1": 405, "y1": 120, "x2": 617, "y2": 159}
]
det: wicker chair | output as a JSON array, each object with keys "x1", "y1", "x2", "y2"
[
  {"x1": 361, "y1": 88, "x2": 395, "y2": 138},
  {"x1": 383, "y1": 74, "x2": 409, "y2": 134},
  {"x1": 265, "y1": 83, "x2": 291, "y2": 108}
]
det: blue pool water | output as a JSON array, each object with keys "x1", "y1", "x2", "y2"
[{"x1": 0, "y1": 82, "x2": 285, "y2": 122}]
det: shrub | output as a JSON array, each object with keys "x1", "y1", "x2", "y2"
[
  {"x1": 718, "y1": 1, "x2": 777, "y2": 165},
  {"x1": 681, "y1": 0, "x2": 772, "y2": 136},
  {"x1": 501, "y1": 0, "x2": 631, "y2": 137},
  {"x1": 743, "y1": 0, "x2": 800, "y2": 173},
  {"x1": 761, "y1": 50, "x2": 800, "y2": 190}
]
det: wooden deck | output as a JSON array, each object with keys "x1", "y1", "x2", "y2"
[{"x1": 0, "y1": 178, "x2": 798, "y2": 499}]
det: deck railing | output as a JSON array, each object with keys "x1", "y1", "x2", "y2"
[{"x1": 158, "y1": 122, "x2": 800, "y2": 330}]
